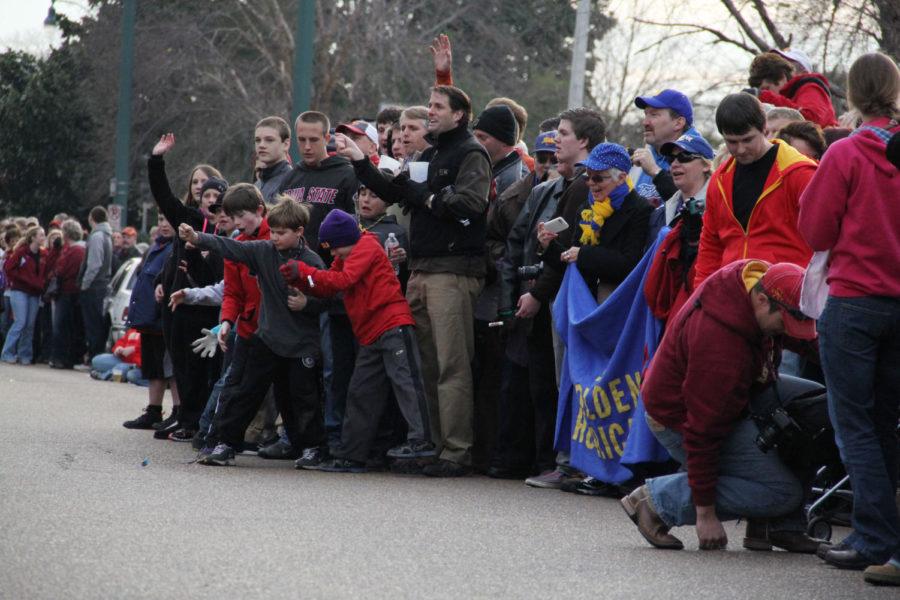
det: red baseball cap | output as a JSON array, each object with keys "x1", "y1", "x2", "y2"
[
  {"x1": 759, "y1": 263, "x2": 817, "y2": 340},
  {"x1": 122, "y1": 226, "x2": 137, "y2": 237}
]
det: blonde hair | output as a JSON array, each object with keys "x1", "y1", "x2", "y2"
[{"x1": 17, "y1": 225, "x2": 43, "y2": 250}]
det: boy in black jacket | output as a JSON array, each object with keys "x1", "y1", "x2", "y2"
[{"x1": 179, "y1": 199, "x2": 327, "y2": 466}]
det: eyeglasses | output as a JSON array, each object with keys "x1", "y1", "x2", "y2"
[
  {"x1": 583, "y1": 172, "x2": 614, "y2": 183},
  {"x1": 669, "y1": 152, "x2": 704, "y2": 164},
  {"x1": 535, "y1": 154, "x2": 558, "y2": 165},
  {"x1": 767, "y1": 296, "x2": 811, "y2": 322}
]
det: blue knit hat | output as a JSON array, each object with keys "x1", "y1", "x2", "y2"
[
  {"x1": 576, "y1": 143, "x2": 632, "y2": 173},
  {"x1": 319, "y1": 209, "x2": 361, "y2": 249}
]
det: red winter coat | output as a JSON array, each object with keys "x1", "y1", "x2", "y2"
[
  {"x1": 289, "y1": 232, "x2": 414, "y2": 345},
  {"x1": 694, "y1": 140, "x2": 816, "y2": 287},
  {"x1": 112, "y1": 328, "x2": 142, "y2": 367},
  {"x1": 758, "y1": 73, "x2": 838, "y2": 129},
  {"x1": 3, "y1": 244, "x2": 48, "y2": 296},
  {"x1": 221, "y1": 219, "x2": 270, "y2": 339},
  {"x1": 643, "y1": 260, "x2": 780, "y2": 506},
  {"x1": 53, "y1": 242, "x2": 86, "y2": 295}
]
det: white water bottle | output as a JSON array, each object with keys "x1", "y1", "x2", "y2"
[{"x1": 384, "y1": 233, "x2": 400, "y2": 275}]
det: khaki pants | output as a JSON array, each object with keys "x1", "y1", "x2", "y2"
[{"x1": 407, "y1": 271, "x2": 483, "y2": 465}]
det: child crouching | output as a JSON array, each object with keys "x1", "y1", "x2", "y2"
[{"x1": 280, "y1": 209, "x2": 434, "y2": 472}]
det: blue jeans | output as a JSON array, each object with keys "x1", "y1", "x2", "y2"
[
  {"x1": 1, "y1": 290, "x2": 40, "y2": 364},
  {"x1": 818, "y1": 295, "x2": 900, "y2": 563},
  {"x1": 646, "y1": 416, "x2": 803, "y2": 528}
]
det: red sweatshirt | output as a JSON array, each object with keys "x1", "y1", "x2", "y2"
[
  {"x1": 3, "y1": 244, "x2": 48, "y2": 296},
  {"x1": 798, "y1": 118, "x2": 900, "y2": 298},
  {"x1": 112, "y1": 328, "x2": 142, "y2": 367},
  {"x1": 288, "y1": 232, "x2": 414, "y2": 345},
  {"x1": 53, "y1": 242, "x2": 86, "y2": 294},
  {"x1": 758, "y1": 73, "x2": 837, "y2": 128},
  {"x1": 220, "y1": 219, "x2": 270, "y2": 339},
  {"x1": 644, "y1": 260, "x2": 780, "y2": 507}
]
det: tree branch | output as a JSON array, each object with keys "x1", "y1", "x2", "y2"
[
  {"x1": 633, "y1": 18, "x2": 758, "y2": 55},
  {"x1": 719, "y1": 0, "x2": 770, "y2": 52},
  {"x1": 750, "y1": 0, "x2": 788, "y2": 48}
]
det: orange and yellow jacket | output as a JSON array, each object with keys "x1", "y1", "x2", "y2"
[{"x1": 693, "y1": 140, "x2": 816, "y2": 287}]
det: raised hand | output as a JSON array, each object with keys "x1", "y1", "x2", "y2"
[
  {"x1": 334, "y1": 133, "x2": 365, "y2": 161},
  {"x1": 152, "y1": 133, "x2": 176, "y2": 156},
  {"x1": 430, "y1": 34, "x2": 452, "y2": 74},
  {"x1": 168, "y1": 289, "x2": 186, "y2": 311}
]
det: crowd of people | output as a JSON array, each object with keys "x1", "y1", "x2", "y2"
[{"x1": 2, "y1": 36, "x2": 898, "y2": 587}]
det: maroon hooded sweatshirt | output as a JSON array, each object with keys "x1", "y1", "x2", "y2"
[{"x1": 642, "y1": 259, "x2": 780, "y2": 507}]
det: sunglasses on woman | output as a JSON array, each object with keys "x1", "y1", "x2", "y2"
[
  {"x1": 669, "y1": 152, "x2": 704, "y2": 164},
  {"x1": 583, "y1": 172, "x2": 615, "y2": 183}
]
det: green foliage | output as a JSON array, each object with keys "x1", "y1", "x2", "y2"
[{"x1": 0, "y1": 47, "x2": 96, "y2": 222}]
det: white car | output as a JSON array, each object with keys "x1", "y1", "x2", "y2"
[{"x1": 104, "y1": 257, "x2": 141, "y2": 349}]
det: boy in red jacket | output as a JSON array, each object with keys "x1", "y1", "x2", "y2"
[{"x1": 281, "y1": 209, "x2": 435, "y2": 472}]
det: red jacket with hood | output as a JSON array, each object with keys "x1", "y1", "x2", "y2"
[
  {"x1": 221, "y1": 218, "x2": 270, "y2": 339},
  {"x1": 4, "y1": 244, "x2": 48, "y2": 296},
  {"x1": 288, "y1": 232, "x2": 414, "y2": 345},
  {"x1": 644, "y1": 259, "x2": 783, "y2": 506},
  {"x1": 758, "y1": 73, "x2": 838, "y2": 128},
  {"x1": 694, "y1": 140, "x2": 816, "y2": 287},
  {"x1": 798, "y1": 118, "x2": 900, "y2": 298}
]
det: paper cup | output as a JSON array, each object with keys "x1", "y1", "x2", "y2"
[{"x1": 408, "y1": 161, "x2": 429, "y2": 183}]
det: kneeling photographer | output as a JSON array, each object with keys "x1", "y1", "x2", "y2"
[{"x1": 622, "y1": 259, "x2": 825, "y2": 552}]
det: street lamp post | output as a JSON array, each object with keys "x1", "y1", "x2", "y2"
[
  {"x1": 290, "y1": 0, "x2": 316, "y2": 164},
  {"x1": 111, "y1": 0, "x2": 137, "y2": 231}
]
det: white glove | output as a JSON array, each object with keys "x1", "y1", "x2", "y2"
[{"x1": 191, "y1": 327, "x2": 218, "y2": 358}]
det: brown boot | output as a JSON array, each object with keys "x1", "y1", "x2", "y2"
[
  {"x1": 743, "y1": 519, "x2": 823, "y2": 553},
  {"x1": 620, "y1": 485, "x2": 684, "y2": 550}
]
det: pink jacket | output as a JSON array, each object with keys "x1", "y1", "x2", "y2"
[{"x1": 798, "y1": 118, "x2": 900, "y2": 298}]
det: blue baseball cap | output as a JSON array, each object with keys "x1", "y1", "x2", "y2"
[
  {"x1": 533, "y1": 130, "x2": 558, "y2": 154},
  {"x1": 660, "y1": 132, "x2": 715, "y2": 159},
  {"x1": 634, "y1": 89, "x2": 694, "y2": 127},
  {"x1": 576, "y1": 143, "x2": 632, "y2": 173}
]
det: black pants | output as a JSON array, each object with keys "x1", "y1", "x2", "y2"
[
  {"x1": 212, "y1": 335, "x2": 324, "y2": 451},
  {"x1": 493, "y1": 303, "x2": 558, "y2": 473},
  {"x1": 80, "y1": 287, "x2": 107, "y2": 359},
  {"x1": 162, "y1": 304, "x2": 219, "y2": 430}
]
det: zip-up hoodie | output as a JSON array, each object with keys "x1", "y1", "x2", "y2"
[
  {"x1": 758, "y1": 73, "x2": 837, "y2": 128},
  {"x1": 694, "y1": 140, "x2": 816, "y2": 287},
  {"x1": 277, "y1": 155, "x2": 358, "y2": 262},
  {"x1": 195, "y1": 232, "x2": 327, "y2": 358},
  {"x1": 221, "y1": 218, "x2": 270, "y2": 339},
  {"x1": 798, "y1": 118, "x2": 900, "y2": 298},
  {"x1": 80, "y1": 221, "x2": 113, "y2": 290},
  {"x1": 644, "y1": 259, "x2": 779, "y2": 506},
  {"x1": 285, "y1": 232, "x2": 414, "y2": 346}
]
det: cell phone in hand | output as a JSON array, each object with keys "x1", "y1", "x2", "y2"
[{"x1": 543, "y1": 217, "x2": 569, "y2": 234}]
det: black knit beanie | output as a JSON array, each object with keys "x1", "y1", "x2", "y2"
[
  {"x1": 199, "y1": 176, "x2": 228, "y2": 198},
  {"x1": 473, "y1": 105, "x2": 518, "y2": 146}
]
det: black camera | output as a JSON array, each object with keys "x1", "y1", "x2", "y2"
[
  {"x1": 517, "y1": 262, "x2": 543, "y2": 281},
  {"x1": 755, "y1": 406, "x2": 800, "y2": 453}
]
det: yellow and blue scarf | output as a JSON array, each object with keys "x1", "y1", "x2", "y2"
[{"x1": 578, "y1": 177, "x2": 633, "y2": 246}]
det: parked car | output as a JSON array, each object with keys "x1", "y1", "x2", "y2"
[{"x1": 104, "y1": 257, "x2": 141, "y2": 349}]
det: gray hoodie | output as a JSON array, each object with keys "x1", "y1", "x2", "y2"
[
  {"x1": 195, "y1": 233, "x2": 327, "y2": 358},
  {"x1": 80, "y1": 221, "x2": 113, "y2": 290}
]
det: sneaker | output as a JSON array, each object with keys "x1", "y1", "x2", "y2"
[
  {"x1": 153, "y1": 415, "x2": 181, "y2": 439},
  {"x1": 258, "y1": 438, "x2": 300, "y2": 460},
  {"x1": 294, "y1": 446, "x2": 328, "y2": 470},
  {"x1": 168, "y1": 428, "x2": 197, "y2": 442},
  {"x1": 197, "y1": 443, "x2": 235, "y2": 466},
  {"x1": 386, "y1": 439, "x2": 437, "y2": 459},
  {"x1": 525, "y1": 469, "x2": 575, "y2": 489},
  {"x1": 153, "y1": 410, "x2": 178, "y2": 431},
  {"x1": 561, "y1": 476, "x2": 620, "y2": 497},
  {"x1": 309, "y1": 457, "x2": 367, "y2": 473},
  {"x1": 123, "y1": 406, "x2": 163, "y2": 430},
  {"x1": 422, "y1": 459, "x2": 471, "y2": 478}
]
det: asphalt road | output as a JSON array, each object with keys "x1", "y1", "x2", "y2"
[{"x1": 0, "y1": 363, "x2": 892, "y2": 599}]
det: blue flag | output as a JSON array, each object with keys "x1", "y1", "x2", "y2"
[{"x1": 552, "y1": 231, "x2": 671, "y2": 483}]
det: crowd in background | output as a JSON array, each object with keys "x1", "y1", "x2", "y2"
[{"x1": 2, "y1": 36, "x2": 898, "y2": 587}]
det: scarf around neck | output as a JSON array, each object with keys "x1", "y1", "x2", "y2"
[{"x1": 578, "y1": 177, "x2": 633, "y2": 246}]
